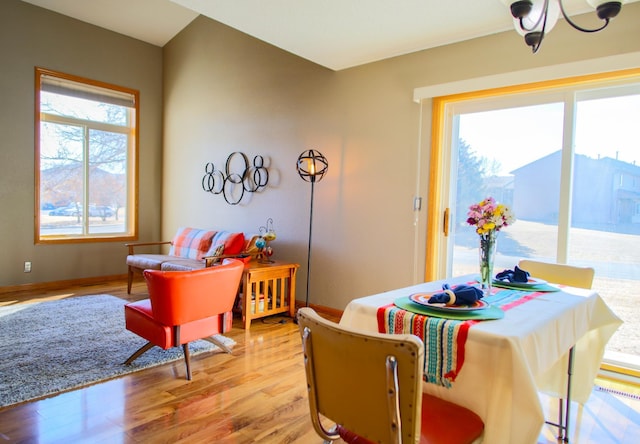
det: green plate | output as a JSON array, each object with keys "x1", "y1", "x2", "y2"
[
  {"x1": 491, "y1": 281, "x2": 560, "y2": 292},
  {"x1": 394, "y1": 296, "x2": 504, "y2": 320}
]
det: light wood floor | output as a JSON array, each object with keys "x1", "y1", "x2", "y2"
[{"x1": 0, "y1": 278, "x2": 639, "y2": 443}]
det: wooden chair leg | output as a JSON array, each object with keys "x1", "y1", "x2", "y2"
[
  {"x1": 127, "y1": 266, "x2": 134, "y2": 294},
  {"x1": 204, "y1": 336, "x2": 233, "y2": 354},
  {"x1": 183, "y1": 343, "x2": 192, "y2": 380},
  {"x1": 125, "y1": 340, "x2": 194, "y2": 381},
  {"x1": 124, "y1": 341, "x2": 155, "y2": 365}
]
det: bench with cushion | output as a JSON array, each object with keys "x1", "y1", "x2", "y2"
[{"x1": 125, "y1": 227, "x2": 253, "y2": 294}]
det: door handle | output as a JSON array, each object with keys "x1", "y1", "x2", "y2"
[{"x1": 443, "y1": 207, "x2": 450, "y2": 237}]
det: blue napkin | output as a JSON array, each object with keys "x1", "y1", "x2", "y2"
[
  {"x1": 495, "y1": 266, "x2": 530, "y2": 283},
  {"x1": 427, "y1": 284, "x2": 484, "y2": 306}
]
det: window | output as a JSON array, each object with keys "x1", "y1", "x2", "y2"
[
  {"x1": 428, "y1": 68, "x2": 640, "y2": 374},
  {"x1": 35, "y1": 68, "x2": 138, "y2": 243}
]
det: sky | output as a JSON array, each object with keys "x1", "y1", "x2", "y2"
[{"x1": 458, "y1": 92, "x2": 640, "y2": 176}]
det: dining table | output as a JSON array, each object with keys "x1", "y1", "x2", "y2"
[{"x1": 338, "y1": 274, "x2": 622, "y2": 444}]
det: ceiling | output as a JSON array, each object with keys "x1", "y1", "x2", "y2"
[{"x1": 20, "y1": 0, "x2": 637, "y2": 71}]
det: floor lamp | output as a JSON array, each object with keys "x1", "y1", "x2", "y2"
[{"x1": 296, "y1": 149, "x2": 328, "y2": 308}]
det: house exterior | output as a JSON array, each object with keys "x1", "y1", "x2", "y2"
[{"x1": 512, "y1": 150, "x2": 640, "y2": 228}]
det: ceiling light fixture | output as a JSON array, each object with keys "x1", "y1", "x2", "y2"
[{"x1": 501, "y1": 0, "x2": 627, "y2": 53}]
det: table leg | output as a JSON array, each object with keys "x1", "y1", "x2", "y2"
[
  {"x1": 545, "y1": 346, "x2": 574, "y2": 442},
  {"x1": 562, "y1": 346, "x2": 575, "y2": 442}
]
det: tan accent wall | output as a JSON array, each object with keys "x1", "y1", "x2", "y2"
[
  {"x1": 0, "y1": 0, "x2": 162, "y2": 286},
  {"x1": 163, "y1": 6, "x2": 640, "y2": 310}
]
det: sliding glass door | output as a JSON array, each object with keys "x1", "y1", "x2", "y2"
[
  {"x1": 451, "y1": 100, "x2": 564, "y2": 277},
  {"x1": 430, "y1": 71, "x2": 640, "y2": 372},
  {"x1": 571, "y1": 86, "x2": 640, "y2": 369}
]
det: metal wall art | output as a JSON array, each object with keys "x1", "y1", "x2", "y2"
[{"x1": 202, "y1": 152, "x2": 269, "y2": 205}]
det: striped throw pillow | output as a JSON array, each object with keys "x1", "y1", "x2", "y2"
[{"x1": 169, "y1": 227, "x2": 216, "y2": 260}]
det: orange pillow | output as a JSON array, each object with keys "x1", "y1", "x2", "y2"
[{"x1": 207, "y1": 231, "x2": 245, "y2": 256}]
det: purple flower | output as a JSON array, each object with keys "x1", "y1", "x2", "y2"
[{"x1": 467, "y1": 197, "x2": 515, "y2": 235}]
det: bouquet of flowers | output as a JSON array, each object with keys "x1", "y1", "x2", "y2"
[
  {"x1": 466, "y1": 197, "x2": 515, "y2": 235},
  {"x1": 467, "y1": 197, "x2": 515, "y2": 295}
]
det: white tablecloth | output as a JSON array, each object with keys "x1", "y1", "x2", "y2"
[{"x1": 339, "y1": 276, "x2": 622, "y2": 444}]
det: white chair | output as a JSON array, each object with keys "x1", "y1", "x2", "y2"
[
  {"x1": 518, "y1": 259, "x2": 594, "y2": 289},
  {"x1": 297, "y1": 307, "x2": 484, "y2": 444}
]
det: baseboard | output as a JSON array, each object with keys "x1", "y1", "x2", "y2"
[
  {"x1": 599, "y1": 366, "x2": 640, "y2": 388},
  {"x1": 295, "y1": 300, "x2": 343, "y2": 321},
  {"x1": 0, "y1": 274, "x2": 127, "y2": 296}
]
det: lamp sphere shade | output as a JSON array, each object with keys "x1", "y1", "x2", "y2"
[{"x1": 297, "y1": 150, "x2": 328, "y2": 183}]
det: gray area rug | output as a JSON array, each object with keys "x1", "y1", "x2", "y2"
[{"x1": 0, "y1": 294, "x2": 235, "y2": 408}]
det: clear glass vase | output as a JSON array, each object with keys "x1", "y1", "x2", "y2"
[{"x1": 479, "y1": 231, "x2": 497, "y2": 297}]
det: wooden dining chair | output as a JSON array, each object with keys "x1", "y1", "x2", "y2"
[
  {"x1": 297, "y1": 307, "x2": 484, "y2": 444},
  {"x1": 517, "y1": 259, "x2": 594, "y2": 289},
  {"x1": 517, "y1": 259, "x2": 595, "y2": 442}
]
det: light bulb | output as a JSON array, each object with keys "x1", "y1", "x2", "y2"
[
  {"x1": 513, "y1": 0, "x2": 559, "y2": 36},
  {"x1": 586, "y1": 0, "x2": 625, "y2": 7}
]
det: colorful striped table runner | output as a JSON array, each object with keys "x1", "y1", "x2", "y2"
[{"x1": 376, "y1": 288, "x2": 546, "y2": 387}]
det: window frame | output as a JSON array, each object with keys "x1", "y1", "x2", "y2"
[
  {"x1": 427, "y1": 68, "x2": 640, "y2": 377},
  {"x1": 426, "y1": 68, "x2": 640, "y2": 280},
  {"x1": 34, "y1": 67, "x2": 139, "y2": 244}
]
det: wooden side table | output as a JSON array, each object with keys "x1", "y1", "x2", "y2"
[{"x1": 240, "y1": 261, "x2": 299, "y2": 329}]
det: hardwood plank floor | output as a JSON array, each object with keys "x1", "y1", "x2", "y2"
[{"x1": 1, "y1": 278, "x2": 639, "y2": 443}]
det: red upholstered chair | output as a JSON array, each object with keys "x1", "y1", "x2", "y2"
[
  {"x1": 124, "y1": 259, "x2": 244, "y2": 380},
  {"x1": 297, "y1": 308, "x2": 484, "y2": 444}
]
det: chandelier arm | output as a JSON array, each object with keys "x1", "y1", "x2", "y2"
[
  {"x1": 519, "y1": 16, "x2": 531, "y2": 31},
  {"x1": 530, "y1": 5, "x2": 550, "y2": 54},
  {"x1": 531, "y1": 33, "x2": 544, "y2": 53},
  {"x1": 558, "y1": 1, "x2": 611, "y2": 33},
  {"x1": 518, "y1": 0, "x2": 550, "y2": 32}
]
